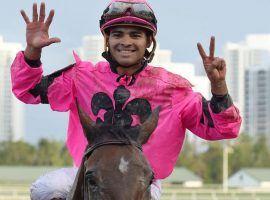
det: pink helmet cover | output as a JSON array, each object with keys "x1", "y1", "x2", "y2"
[
  {"x1": 101, "y1": 16, "x2": 157, "y2": 34},
  {"x1": 101, "y1": 0, "x2": 157, "y2": 34}
]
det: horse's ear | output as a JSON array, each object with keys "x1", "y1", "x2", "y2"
[
  {"x1": 76, "y1": 99, "x2": 98, "y2": 142},
  {"x1": 138, "y1": 106, "x2": 160, "y2": 144}
]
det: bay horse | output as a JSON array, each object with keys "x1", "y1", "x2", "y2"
[{"x1": 67, "y1": 99, "x2": 160, "y2": 200}]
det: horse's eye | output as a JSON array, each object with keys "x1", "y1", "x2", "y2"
[
  {"x1": 85, "y1": 172, "x2": 98, "y2": 187},
  {"x1": 86, "y1": 177, "x2": 99, "y2": 194}
]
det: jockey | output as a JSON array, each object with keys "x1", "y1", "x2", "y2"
[{"x1": 11, "y1": 0, "x2": 242, "y2": 199}]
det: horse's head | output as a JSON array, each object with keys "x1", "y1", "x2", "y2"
[{"x1": 68, "y1": 102, "x2": 160, "y2": 200}]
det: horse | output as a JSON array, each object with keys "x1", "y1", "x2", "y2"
[{"x1": 67, "y1": 99, "x2": 160, "y2": 200}]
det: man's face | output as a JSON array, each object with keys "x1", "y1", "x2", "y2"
[{"x1": 107, "y1": 26, "x2": 151, "y2": 68}]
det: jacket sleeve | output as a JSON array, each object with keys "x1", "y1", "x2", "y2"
[
  {"x1": 179, "y1": 87, "x2": 242, "y2": 140},
  {"x1": 11, "y1": 51, "x2": 75, "y2": 112}
]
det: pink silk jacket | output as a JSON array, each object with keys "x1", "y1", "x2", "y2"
[{"x1": 11, "y1": 51, "x2": 242, "y2": 179}]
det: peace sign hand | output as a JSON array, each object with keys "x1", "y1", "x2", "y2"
[
  {"x1": 197, "y1": 36, "x2": 228, "y2": 95},
  {"x1": 21, "y1": 2, "x2": 61, "y2": 60}
]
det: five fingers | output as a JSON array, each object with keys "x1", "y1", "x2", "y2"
[{"x1": 20, "y1": 2, "x2": 54, "y2": 27}]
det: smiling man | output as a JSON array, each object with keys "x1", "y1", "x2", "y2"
[
  {"x1": 107, "y1": 26, "x2": 152, "y2": 75},
  {"x1": 11, "y1": 0, "x2": 241, "y2": 199}
]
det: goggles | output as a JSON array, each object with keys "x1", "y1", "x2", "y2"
[{"x1": 101, "y1": 2, "x2": 157, "y2": 27}]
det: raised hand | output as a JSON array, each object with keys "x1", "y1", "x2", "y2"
[
  {"x1": 197, "y1": 36, "x2": 228, "y2": 95},
  {"x1": 21, "y1": 2, "x2": 61, "y2": 60}
]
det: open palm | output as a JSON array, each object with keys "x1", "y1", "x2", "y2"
[{"x1": 21, "y1": 3, "x2": 60, "y2": 49}]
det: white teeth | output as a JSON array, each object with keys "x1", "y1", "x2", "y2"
[
  {"x1": 118, "y1": 50, "x2": 135, "y2": 55},
  {"x1": 118, "y1": 49, "x2": 134, "y2": 52}
]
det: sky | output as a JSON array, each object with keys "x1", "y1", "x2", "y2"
[{"x1": 1, "y1": 0, "x2": 270, "y2": 144}]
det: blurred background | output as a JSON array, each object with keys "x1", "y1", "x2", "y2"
[{"x1": 1, "y1": 0, "x2": 270, "y2": 199}]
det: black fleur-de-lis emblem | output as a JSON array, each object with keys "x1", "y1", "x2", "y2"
[{"x1": 91, "y1": 85, "x2": 151, "y2": 128}]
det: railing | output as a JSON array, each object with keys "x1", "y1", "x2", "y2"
[
  {"x1": 161, "y1": 184, "x2": 270, "y2": 200},
  {"x1": 1, "y1": 183, "x2": 270, "y2": 200},
  {"x1": 0, "y1": 183, "x2": 29, "y2": 200}
]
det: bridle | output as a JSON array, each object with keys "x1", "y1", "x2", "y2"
[
  {"x1": 70, "y1": 100, "x2": 160, "y2": 200},
  {"x1": 81, "y1": 140, "x2": 153, "y2": 200},
  {"x1": 83, "y1": 139, "x2": 142, "y2": 159}
]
